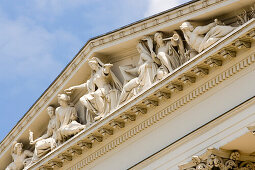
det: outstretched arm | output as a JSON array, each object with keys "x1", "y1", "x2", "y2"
[
  {"x1": 64, "y1": 82, "x2": 87, "y2": 94},
  {"x1": 72, "y1": 83, "x2": 87, "y2": 89},
  {"x1": 30, "y1": 123, "x2": 54, "y2": 145}
]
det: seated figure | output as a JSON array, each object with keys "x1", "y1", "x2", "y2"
[
  {"x1": 5, "y1": 141, "x2": 33, "y2": 170},
  {"x1": 119, "y1": 38, "x2": 158, "y2": 104},
  {"x1": 56, "y1": 94, "x2": 86, "y2": 144},
  {"x1": 180, "y1": 19, "x2": 235, "y2": 53},
  {"x1": 65, "y1": 57, "x2": 122, "y2": 123},
  {"x1": 28, "y1": 106, "x2": 57, "y2": 162},
  {"x1": 151, "y1": 31, "x2": 185, "y2": 79}
]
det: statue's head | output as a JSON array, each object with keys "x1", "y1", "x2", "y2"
[
  {"x1": 154, "y1": 32, "x2": 164, "y2": 44},
  {"x1": 180, "y1": 22, "x2": 194, "y2": 31},
  {"x1": 47, "y1": 106, "x2": 55, "y2": 117},
  {"x1": 57, "y1": 94, "x2": 70, "y2": 106},
  {"x1": 88, "y1": 57, "x2": 100, "y2": 71},
  {"x1": 13, "y1": 142, "x2": 23, "y2": 155}
]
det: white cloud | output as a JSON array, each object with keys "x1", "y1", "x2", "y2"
[
  {"x1": 29, "y1": 0, "x2": 95, "y2": 17},
  {"x1": 145, "y1": 0, "x2": 187, "y2": 17},
  {"x1": 0, "y1": 16, "x2": 55, "y2": 78},
  {"x1": 0, "y1": 7, "x2": 81, "y2": 86}
]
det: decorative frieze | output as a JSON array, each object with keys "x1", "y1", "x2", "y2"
[
  {"x1": 142, "y1": 99, "x2": 159, "y2": 107},
  {"x1": 110, "y1": 121, "x2": 125, "y2": 129},
  {"x1": 120, "y1": 114, "x2": 136, "y2": 122},
  {"x1": 131, "y1": 107, "x2": 147, "y2": 115},
  {"x1": 205, "y1": 58, "x2": 222, "y2": 67},
  {"x1": 179, "y1": 148, "x2": 255, "y2": 170},
  {"x1": 88, "y1": 135, "x2": 103, "y2": 143},
  {"x1": 77, "y1": 141, "x2": 92, "y2": 149},
  {"x1": 154, "y1": 91, "x2": 171, "y2": 100},
  {"x1": 58, "y1": 153, "x2": 72, "y2": 162},
  {"x1": 191, "y1": 67, "x2": 209, "y2": 76},
  {"x1": 233, "y1": 39, "x2": 251, "y2": 49},
  {"x1": 39, "y1": 165, "x2": 53, "y2": 170},
  {"x1": 179, "y1": 75, "x2": 196, "y2": 84},
  {"x1": 67, "y1": 148, "x2": 82, "y2": 156},
  {"x1": 218, "y1": 49, "x2": 236, "y2": 59},
  {"x1": 48, "y1": 160, "x2": 63, "y2": 168},
  {"x1": 247, "y1": 29, "x2": 255, "y2": 39},
  {"x1": 167, "y1": 83, "x2": 183, "y2": 92},
  {"x1": 98, "y1": 128, "x2": 113, "y2": 136}
]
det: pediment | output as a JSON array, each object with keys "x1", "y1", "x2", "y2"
[{"x1": 1, "y1": 0, "x2": 255, "y2": 169}]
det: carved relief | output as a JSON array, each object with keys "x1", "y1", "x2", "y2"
[
  {"x1": 55, "y1": 94, "x2": 85, "y2": 144},
  {"x1": 119, "y1": 30, "x2": 193, "y2": 104},
  {"x1": 179, "y1": 148, "x2": 255, "y2": 170},
  {"x1": 180, "y1": 19, "x2": 235, "y2": 53},
  {"x1": 5, "y1": 141, "x2": 33, "y2": 170},
  {"x1": 152, "y1": 30, "x2": 193, "y2": 78},
  {"x1": 65, "y1": 57, "x2": 123, "y2": 122},
  {"x1": 28, "y1": 106, "x2": 57, "y2": 162},
  {"x1": 119, "y1": 37, "x2": 158, "y2": 104}
]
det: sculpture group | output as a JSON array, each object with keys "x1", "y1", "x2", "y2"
[{"x1": 6, "y1": 19, "x2": 237, "y2": 169}]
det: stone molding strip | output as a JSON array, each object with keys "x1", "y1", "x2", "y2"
[{"x1": 67, "y1": 52, "x2": 255, "y2": 170}]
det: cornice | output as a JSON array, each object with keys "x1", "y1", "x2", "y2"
[
  {"x1": 26, "y1": 18, "x2": 255, "y2": 169},
  {"x1": 0, "y1": 0, "x2": 233, "y2": 151}
]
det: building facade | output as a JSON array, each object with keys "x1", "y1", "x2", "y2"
[{"x1": 1, "y1": 0, "x2": 255, "y2": 169}]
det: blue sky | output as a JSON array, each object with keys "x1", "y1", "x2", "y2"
[{"x1": 0, "y1": 0, "x2": 190, "y2": 141}]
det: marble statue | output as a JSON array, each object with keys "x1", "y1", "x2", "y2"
[
  {"x1": 28, "y1": 106, "x2": 57, "y2": 162},
  {"x1": 119, "y1": 38, "x2": 158, "y2": 104},
  {"x1": 180, "y1": 19, "x2": 235, "y2": 53},
  {"x1": 65, "y1": 57, "x2": 122, "y2": 122},
  {"x1": 151, "y1": 31, "x2": 184, "y2": 79},
  {"x1": 56, "y1": 94, "x2": 85, "y2": 143},
  {"x1": 5, "y1": 141, "x2": 33, "y2": 170}
]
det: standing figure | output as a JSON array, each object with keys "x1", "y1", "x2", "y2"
[
  {"x1": 56, "y1": 94, "x2": 85, "y2": 144},
  {"x1": 28, "y1": 106, "x2": 57, "y2": 162},
  {"x1": 65, "y1": 57, "x2": 122, "y2": 123},
  {"x1": 152, "y1": 31, "x2": 184, "y2": 79},
  {"x1": 180, "y1": 19, "x2": 235, "y2": 53},
  {"x1": 5, "y1": 141, "x2": 33, "y2": 170},
  {"x1": 119, "y1": 38, "x2": 158, "y2": 104}
]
